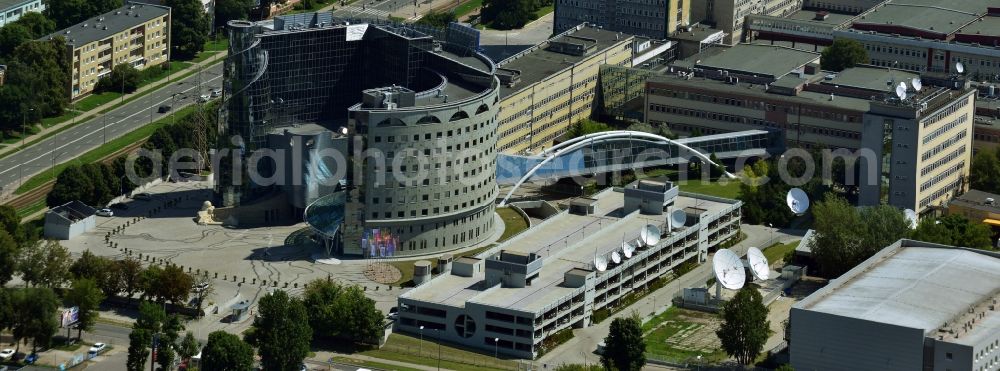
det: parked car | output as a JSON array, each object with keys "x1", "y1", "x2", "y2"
[
  {"x1": 96, "y1": 208, "x2": 114, "y2": 217},
  {"x1": 193, "y1": 282, "x2": 210, "y2": 293},
  {"x1": 198, "y1": 94, "x2": 210, "y2": 103},
  {"x1": 110, "y1": 203, "x2": 129, "y2": 210},
  {"x1": 211, "y1": 88, "x2": 223, "y2": 97},
  {"x1": 133, "y1": 193, "x2": 152, "y2": 201},
  {"x1": 88, "y1": 343, "x2": 107, "y2": 357},
  {"x1": 24, "y1": 353, "x2": 37, "y2": 364},
  {"x1": 0, "y1": 349, "x2": 14, "y2": 360},
  {"x1": 158, "y1": 105, "x2": 172, "y2": 113}
]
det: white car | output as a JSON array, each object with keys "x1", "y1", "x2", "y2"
[
  {"x1": 210, "y1": 88, "x2": 223, "y2": 98},
  {"x1": 96, "y1": 208, "x2": 113, "y2": 217},
  {"x1": 198, "y1": 94, "x2": 210, "y2": 103},
  {"x1": 88, "y1": 343, "x2": 106, "y2": 356},
  {"x1": 0, "y1": 348, "x2": 14, "y2": 360}
]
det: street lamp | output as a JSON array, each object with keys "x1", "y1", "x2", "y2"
[
  {"x1": 419, "y1": 325, "x2": 424, "y2": 358},
  {"x1": 494, "y1": 337, "x2": 499, "y2": 360}
]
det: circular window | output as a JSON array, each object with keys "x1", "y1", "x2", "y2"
[{"x1": 454, "y1": 314, "x2": 476, "y2": 338}]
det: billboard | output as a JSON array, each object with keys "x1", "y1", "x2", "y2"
[
  {"x1": 361, "y1": 228, "x2": 398, "y2": 258},
  {"x1": 61, "y1": 307, "x2": 79, "y2": 328}
]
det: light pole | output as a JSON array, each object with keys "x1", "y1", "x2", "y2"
[
  {"x1": 419, "y1": 325, "x2": 424, "y2": 358},
  {"x1": 494, "y1": 337, "x2": 499, "y2": 360}
]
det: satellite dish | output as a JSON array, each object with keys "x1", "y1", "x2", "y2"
[
  {"x1": 956, "y1": 62, "x2": 965, "y2": 74},
  {"x1": 623, "y1": 242, "x2": 635, "y2": 259},
  {"x1": 594, "y1": 255, "x2": 608, "y2": 272},
  {"x1": 904, "y1": 208, "x2": 918, "y2": 230},
  {"x1": 895, "y1": 82, "x2": 907, "y2": 100},
  {"x1": 746, "y1": 247, "x2": 770, "y2": 280},
  {"x1": 640, "y1": 224, "x2": 661, "y2": 246},
  {"x1": 786, "y1": 188, "x2": 810, "y2": 214},
  {"x1": 911, "y1": 77, "x2": 922, "y2": 92},
  {"x1": 611, "y1": 251, "x2": 622, "y2": 264},
  {"x1": 339, "y1": 127, "x2": 349, "y2": 136},
  {"x1": 713, "y1": 249, "x2": 746, "y2": 290},
  {"x1": 669, "y1": 210, "x2": 688, "y2": 229}
]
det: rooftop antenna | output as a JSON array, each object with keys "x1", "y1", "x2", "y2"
[
  {"x1": 623, "y1": 241, "x2": 635, "y2": 259},
  {"x1": 611, "y1": 250, "x2": 622, "y2": 265},
  {"x1": 594, "y1": 251, "x2": 608, "y2": 272},
  {"x1": 911, "y1": 77, "x2": 923, "y2": 92},
  {"x1": 786, "y1": 188, "x2": 810, "y2": 215},
  {"x1": 904, "y1": 208, "x2": 918, "y2": 229},
  {"x1": 713, "y1": 249, "x2": 745, "y2": 299},
  {"x1": 956, "y1": 62, "x2": 965, "y2": 74},
  {"x1": 669, "y1": 209, "x2": 687, "y2": 230},
  {"x1": 746, "y1": 247, "x2": 770, "y2": 280},
  {"x1": 895, "y1": 82, "x2": 907, "y2": 100},
  {"x1": 640, "y1": 224, "x2": 661, "y2": 246}
]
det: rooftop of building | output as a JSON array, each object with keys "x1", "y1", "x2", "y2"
[
  {"x1": 786, "y1": 10, "x2": 856, "y2": 26},
  {"x1": 0, "y1": 0, "x2": 34, "y2": 9},
  {"x1": 42, "y1": 2, "x2": 169, "y2": 47},
  {"x1": 401, "y1": 189, "x2": 738, "y2": 313},
  {"x1": 47, "y1": 201, "x2": 96, "y2": 223},
  {"x1": 949, "y1": 189, "x2": 1000, "y2": 215},
  {"x1": 647, "y1": 72, "x2": 873, "y2": 112},
  {"x1": 679, "y1": 44, "x2": 821, "y2": 79},
  {"x1": 794, "y1": 239, "x2": 1000, "y2": 345},
  {"x1": 669, "y1": 24, "x2": 726, "y2": 42},
  {"x1": 955, "y1": 15, "x2": 1000, "y2": 36},
  {"x1": 853, "y1": 0, "x2": 990, "y2": 36},
  {"x1": 819, "y1": 65, "x2": 920, "y2": 92},
  {"x1": 495, "y1": 24, "x2": 632, "y2": 97}
]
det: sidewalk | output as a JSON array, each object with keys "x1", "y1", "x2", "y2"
[
  {"x1": 0, "y1": 51, "x2": 227, "y2": 159},
  {"x1": 311, "y1": 350, "x2": 456, "y2": 371}
]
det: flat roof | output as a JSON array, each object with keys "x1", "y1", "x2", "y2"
[
  {"x1": 956, "y1": 16, "x2": 1000, "y2": 36},
  {"x1": 949, "y1": 189, "x2": 1000, "y2": 214},
  {"x1": 690, "y1": 44, "x2": 820, "y2": 79},
  {"x1": 496, "y1": 25, "x2": 631, "y2": 98},
  {"x1": 854, "y1": 0, "x2": 988, "y2": 35},
  {"x1": 670, "y1": 25, "x2": 725, "y2": 42},
  {"x1": 0, "y1": 0, "x2": 33, "y2": 10},
  {"x1": 42, "y1": 2, "x2": 169, "y2": 47},
  {"x1": 402, "y1": 189, "x2": 738, "y2": 313},
  {"x1": 795, "y1": 241, "x2": 1000, "y2": 341},
  {"x1": 786, "y1": 10, "x2": 855, "y2": 26},
  {"x1": 647, "y1": 73, "x2": 872, "y2": 112},
  {"x1": 821, "y1": 65, "x2": 919, "y2": 92}
]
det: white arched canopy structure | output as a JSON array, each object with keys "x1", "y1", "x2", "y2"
[{"x1": 500, "y1": 130, "x2": 737, "y2": 206}]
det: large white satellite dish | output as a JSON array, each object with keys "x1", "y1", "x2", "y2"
[
  {"x1": 641, "y1": 224, "x2": 661, "y2": 246},
  {"x1": 746, "y1": 247, "x2": 770, "y2": 280},
  {"x1": 623, "y1": 242, "x2": 635, "y2": 259},
  {"x1": 911, "y1": 77, "x2": 923, "y2": 92},
  {"x1": 895, "y1": 82, "x2": 907, "y2": 100},
  {"x1": 669, "y1": 210, "x2": 688, "y2": 229},
  {"x1": 611, "y1": 251, "x2": 622, "y2": 264},
  {"x1": 786, "y1": 188, "x2": 810, "y2": 214},
  {"x1": 594, "y1": 254, "x2": 608, "y2": 272},
  {"x1": 713, "y1": 249, "x2": 746, "y2": 290},
  {"x1": 956, "y1": 62, "x2": 965, "y2": 74},
  {"x1": 904, "y1": 208, "x2": 918, "y2": 230}
]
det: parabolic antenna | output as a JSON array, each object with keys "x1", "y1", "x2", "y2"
[
  {"x1": 904, "y1": 208, "x2": 918, "y2": 230},
  {"x1": 633, "y1": 237, "x2": 644, "y2": 249},
  {"x1": 956, "y1": 62, "x2": 965, "y2": 74},
  {"x1": 641, "y1": 224, "x2": 661, "y2": 246},
  {"x1": 786, "y1": 188, "x2": 810, "y2": 214},
  {"x1": 746, "y1": 247, "x2": 770, "y2": 280},
  {"x1": 911, "y1": 77, "x2": 923, "y2": 92},
  {"x1": 669, "y1": 210, "x2": 688, "y2": 229},
  {"x1": 623, "y1": 242, "x2": 635, "y2": 259},
  {"x1": 594, "y1": 254, "x2": 608, "y2": 272},
  {"x1": 713, "y1": 249, "x2": 746, "y2": 290},
  {"x1": 611, "y1": 251, "x2": 622, "y2": 264},
  {"x1": 895, "y1": 82, "x2": 907, "y2": 100}
]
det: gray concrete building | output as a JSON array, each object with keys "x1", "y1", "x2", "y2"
[
  {"x1": 690, "y1": 0, "x2": 803, "y2": 44},
  {"x1": 0, "y1": 0, "x2": 43, "y2": 27},
  {"x1": 553, "y1": 0, "x2": 691, "y2": 40},
  {"x1": 397, "y1": 185, "x2": 742, "y2": 358},
  {"x1": 44, "y1": 201, "x2": 97, "y2": 240},
  {"x1": 790, "y1": 239, "x2": 1000, "y2": 371}
]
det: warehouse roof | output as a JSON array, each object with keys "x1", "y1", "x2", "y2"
[
  {"x1": 795, "y1": 240, "x2": 1000, "y2": 341},
  {"x1": 42, "y1": 2, "x2": 169, "y2": 47},
  {"x1": 949, "y1": 189, "x2": 1000, "y2": 214},
  {"x1": 853, "y1": 0, "x2": 989, "y2": 36},
  {"x1": 687, "y1": 44, "x2": 820, "y2": 79}
]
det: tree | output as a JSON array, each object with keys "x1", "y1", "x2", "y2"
[
  {"x1": 808, "y1": 194, "x2": 911, "y2": 276},
  {"x1": 139, "y1": 265, "x2": 164, "y2": 301},
  {"x1": 600, "y1": 314, "x2": 646, "y2": 371},
  {"x1": 569, "y1": 118, "x2": 612, "y2": 138},
  {"x1": 177, "y1": 332, "x2": 200, "y2": 361},
  {"x1": 70, "y1": 250, "x2": 109, "y2": 281},
  {"x1": 970, "y1": 147, "x2": 1000, "y2": 192},
  {"x1": 214, "y1": 0, "x2": 254, "y2": 28},
  {"x1": 165, "y1": 0, "x2": 209, "y2": 60},
  {"x1": 246, "y1": 290, "x2": 312, "y2": 371},
  {"x1": 17, "y1": 240, "x2": 72, "y2": 288},
  {"x1": 415, "y1": 10, "x2": 456, "y2": 28},
  {"x1": 202, "y1": 331, "x2": 254, "y2": 371},
  {"x1": 716, "y1": 287, "x2": 770, "y2": 365},
  {"x1": 0, "y1": 230, "x2": 18, "y2": 286},
  {"x1": 11, "y1": 287, "x2": 60, "y2": 353},
  {"x1": 45, "y1": 0, "x2": 123, "y2": 29},
  {"x1": 303, "y1": 280, "x2": 383, "y2": 345},
  {"x1": 7, "y1": 38, "x2": 71, "y2": 118},
  {"x1": 481, "y1": 0, "x2": 540, "y2": 29},
  {"x1": 128, "y1": 301, "x2": 166, "y2": 371},
  {"x1": 912, "y1": 214, "x2": 994, "y2": 250},
  {"x1": 95, "y1": 63, "x2": 141, "y2": 94},
  {"x1": 156, "y1": 314, "x2": 184, "y2": 371},
  {"x1": 821, "y1": 39, "x2": 868, "y2": 72},
  {"x1": 159, "y1": 264, "x2": 194, "y2": 305},
  {"x1": 48, "y1": 163, "x2": 93, "y2": 207},
  {"x1": 65, "y1": 278, "x2": 105, "y2": 340},
  {"x1": 12, "y1": 12, "x2": 56, "y2": 38},
  {"x1": 0, "y1": 23, "x2": 32, "y2": 56},
  {"x1": 0, "y1": 205, "x2": 21, "y2": 237},
  {"x1": 118, "y1": 257, "x2": 145, "y2": 300},
  {"x1": 0, "y1": 289, "x2": 13, "y2": 333}
]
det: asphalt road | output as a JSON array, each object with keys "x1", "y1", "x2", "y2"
[{"x1": 0, "y1": 63, "x2": 223, "y2": 197}]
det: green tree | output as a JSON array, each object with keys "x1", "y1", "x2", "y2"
[
  {"x1": 95, "y1": 63, "x2": 141, "y2": 94},
  {"x1": 0, "y1": 23, "x2": 32, "y2": 56},
  {"x1": 45, "y1": 0, "x2": 123, "y2": 29},
  {"x1": 821, "y1": 38, "x2": 868, "y2": 71},
  {"x1": 70, "y1": 249, "x2": 109, "y2": 281},
  {"x1": 214, "y1": 0, "x2": 254, "y2": 28},
  {"x1": 0, "y1": 230, "x2": 18, "y2": 286},
  {"x1": 303, "y1": 280, "x2": 383, "y2": 345},
  {"x1": 18, "y1": 240, "x2": 72, "y2": 288},
  {"x1": 8, "y1": 38, "x2": 71, "y2": 118},
  {"x1": 569, "y1": 118, "x2": 613, "y2": 138},
  {"x1": 202, "y1": 331, "x2": 254, "y2": 371},
  {"x1": 177, "y1": 332, "x2": 200, "y2": 361},
  {"x1": 118, "y1": 257, "x2": 145, "y2": 300},
  {"x1": 912, "y1": 214, "x2": 994, "y2": 250},
  {"x1": 156, "y1": 314, "x2": 184, "y2": 371},
  {"x1": 600, "y1": 314, "x2": 646, "y2": 371},
  {"x1": 0, "y1": 289, "x2": 13, "y2": 333},
  {"x1": 139, "y1": 265, "x2": 164, "y2": 301},
  {"x1": 809, "y1": 195, "x2": 911, "y2": 276},
  {"x1": 165, "y1": 0, "x2": 209, "y2": 60},
  {"x1": 12, "y1": 12, "x2": 56, "y2": 37},
  {"x1": 554, "y1": 364, "x2": 604, "y2": 371},
  {"x1": 159, "y1": 264, "x2": 194, "y2": 305},
  {"x1": 246, "y1": 290, "x2": 312, "y2": 371},
  {"x1": 127, "y1": 328, "x2": 152, "y2": 371},
  {"x1": 716, "y1": 287, "x2": 770, "y2": 365},
  {"x1": 481, "y1": 0, "x2": 537, "y2": 29},
  {"x1": 11, "y1": 287, "x2": 60, "y2": 352},
  {"x1": 970, "y1": 147, "x2": 1000, "y2": 192},
  {"x1": 65, "y1": 278, "x2": 106, "y2": 340},
  {"x1": 416, "y1": 10, "x2": 456, "y2": 28},
  {"x1": 48, "y1": 163, "x2": 93, "y2": 207},
  {"x1": 0, "y1": 205, "x2": 21, "y2": 237},
  {"x1": 776, "y1": 364, "x2": 795, "y2": 371}
]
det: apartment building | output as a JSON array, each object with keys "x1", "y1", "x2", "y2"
[
  {"x1": 690, "y1": 0, "x2": 803, "y2": 44},
  {"x1": 397, "y1": 184, "x2": 742, "y2": 358},
  {"x1": 0, "y1": 0, "x2": 43, "y2": 27},
  {"x1": 495, "y1": 24, "x2": 634, "y2": 155},
  {"x1": 554, "y1": 0, "x2": 690, "y2": 39},
  {"x1": 42, "y1": 2, "x2": 171, "y2": 100}
]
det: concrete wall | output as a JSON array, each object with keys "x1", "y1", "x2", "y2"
[{"x1": 44, "y1": 214, "x2": 96, "y2": 240}]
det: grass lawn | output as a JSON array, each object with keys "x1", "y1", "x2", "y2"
[
  {"x1": 14, "y1": 105, "x2": 196, "y2": 194},
  {"x1": 677, "y1": 179, "x2": 742, "y2": 199},
  {"x1": 643, "y1": 307, "x2": 727, "y2": 364},
  {"x1": 762, "y1": 240, "x2": 800, "y2": 264},
  {"x1": 16, "y1": 198, "x2": 47, "y2": 218},
  {"x1": 331, "y1": 356, "x2": 423, "y2": 371},
  {"x1": 73, "y1": 92, "x2": 123, "y2": 112},
  {"x1": 364, "y1": 333, "x2": 517, "y2": 371},
  {"x1": 454, "y1": 0, "x2": 482, "y2": 17},
  {"x1": 204, "y1": 37, "x2": 228, "y2": 51},
  {"x1": 533, "y1": 4, "x2": 554, "y2": 18},
  {"x1": 496, "y1": 207, "x2": 528, "y2": 241},
  {"x1": 41, "y1": 111, "x2": 83, "y2": 129}
]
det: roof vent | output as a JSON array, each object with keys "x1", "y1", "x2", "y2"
[{"x1": 986, "y1": 197, "x2": 995, "y2": 205}]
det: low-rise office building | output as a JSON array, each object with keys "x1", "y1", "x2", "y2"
[
  {"x1": 948, "y1": 189, "x2": 1000, "y2": 226},
  {"x1": 41, "y1": 2, "x2": 171, "y2": 100},
  {"x1": 0, "y1": 0, "x2": 43, "y2": 27},
  {"x1": 397, "y1": 184, "x2": 742, "y2": 358},
  {"x1": 554, "y1": 0, "x2": 690, "y2": 40},
  {"x1": 495, "y1": 24, "x2": 633, "y2": 155},
  {"x1": 790, "y1": 239, "x2": 1000, "y2": 371}
]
